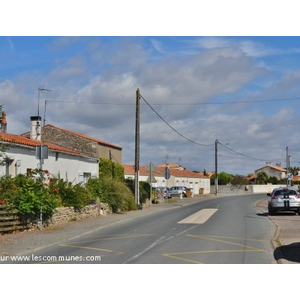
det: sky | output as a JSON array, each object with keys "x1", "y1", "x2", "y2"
[
  {"x1": 1, "y1": 1, "x2": 300, "y2": 178},
  {"x1": 2, "y1": 35, "x2": 300, "y2": 176}
]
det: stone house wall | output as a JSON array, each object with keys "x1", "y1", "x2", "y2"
[{"x1": 41, "y1": 125, "x2": 122, "y2": 163}]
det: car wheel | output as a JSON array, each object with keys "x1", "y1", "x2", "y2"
[{"x1": 268, "y1": 204, "x2": 276, "y2": 215}]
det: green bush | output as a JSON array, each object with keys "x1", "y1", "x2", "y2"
[
  {"x1": 86, "y1": 177, "x2": 103, "y2": 200},
  {"x1": 48, "y1": 177, "x2": 92, "y2": 210},
  {"x1": 124, "y1": 178, "x2": 150, "y2": 204},
  {"x1": 0, "y1": 172, "x2": 59, "y2": 219},
  {"x1": 101, "y1": 176, "x2": 136, "y2": 213},
  {"x1": 0, "y1": 168, "x2": 137, "y2": 220}
]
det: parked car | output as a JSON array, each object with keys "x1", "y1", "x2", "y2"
[
  {"x1": 155, "y1": 187, "x2": 172, "y2": 199},
  {"x1": 170, "y1": 186, "x2": 187, "y2": 197},
  {"x1": 267, "y1": 186, "x2": 300, "y2": 215}
]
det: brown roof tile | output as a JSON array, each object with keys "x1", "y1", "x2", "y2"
[{"x1": 0, "y1": 132, "x2": 92, "y2": 157}]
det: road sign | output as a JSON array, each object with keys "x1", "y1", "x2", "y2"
[
  {"x1": 286, "y1": 173, "x2": 293, "y2": 181},
  {"x1": 36, "y1": 145, "x2": 48, "y2": 159},
  {"x1": 164, "y1": 166, "x2": 170, "y2": 180}
]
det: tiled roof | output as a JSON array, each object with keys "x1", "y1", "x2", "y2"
[
  {"x1": 45, "y1": 124, "x2": 122, "y2": 150},
  {"x1": 255, "y1": 165, "x2": 287, "y2": 172},
  {"x1": 0, "y1": 132, "x2": 95, "y2": 158},
  {"x1": 123, "y1": 164, "x2": 209, "y2": 179}
]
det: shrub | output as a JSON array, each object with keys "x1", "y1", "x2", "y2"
[
  {"x1": 101, "y1": 176, "x2": 136, "y2": 213},
  {"x1": 124, "y1": 178, "x2": 150, "y2": 204},
  {"x1": 1, "y1": 173, "x2": 59, "y2": 219},
  {"x1": 86, "y1": 177, "x2": 103, "y2": 200},
  {"x1": 48, "y1": 177, "x2": 92, "y2": 210}
]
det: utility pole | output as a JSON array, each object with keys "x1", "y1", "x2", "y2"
[
  {"x1": 215, "y1": 139, "x2": 218, "y2": 195},
  {"x1": 286, "y1": 146, "x2": 291, "y2": 187},
  {"x1": 134, "y1": 89, "x2": 140, "y2": 205},
  {"x1": 286, "y1": 146, "x2": 290, "y2": 173}
]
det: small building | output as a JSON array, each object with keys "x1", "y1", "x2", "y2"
[{"x1": 254, "y1": 162, "x2": 287, "y2": 181}]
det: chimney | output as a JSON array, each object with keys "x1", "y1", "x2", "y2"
[
  {"x1": 30, "y1": 116, "x2": 42, "y2": 141},
  {"x1": 0, "y1": 111, "x2": 7, "y2": 133}
]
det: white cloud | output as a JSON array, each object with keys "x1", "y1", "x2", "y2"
[{"x1": 2, "y1": 36, "x2": 300, "y2": 175}]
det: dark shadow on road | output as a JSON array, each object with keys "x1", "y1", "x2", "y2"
[
  {"x1": 256, "y1": 212, "x2": 269, "y2": 217},
  {"x1": 274, "y1": 243, "x2": 300, "y2": 263}
]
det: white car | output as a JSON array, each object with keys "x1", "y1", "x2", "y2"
[
  {"x1": 170, "y1": 186, "x2": 187, "y2": 197},
  {"x1": 267, "y1": 186, "x2": 300, "y2": 215},
  {"x1": 155, "y1": 187, "x2": 172, "y2": 199}
]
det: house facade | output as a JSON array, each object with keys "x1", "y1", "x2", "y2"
[
  {"x1": 254, "y1": 163, "x2": 287, "y2": 181},
  {"x1": 0, "y1": 132, "x2": 99, "y2": 183},
  {"x1": 22, "y1": 122, "x2": 122, "y2": 164},
  {"x1": 123, "y1": 163, "x2": 210, "y2": 195}
]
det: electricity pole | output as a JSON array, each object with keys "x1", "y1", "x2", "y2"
[
  {"x1": 134, "y1": 89, "x2": 140, "y2": 205},
  {"x1": 215, "y1": 139, "x2": 218, "y2": 195}
]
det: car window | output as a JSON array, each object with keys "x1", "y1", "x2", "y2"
[{"x1": 274, "y1": 189, "x2": 297, "y2": 196}]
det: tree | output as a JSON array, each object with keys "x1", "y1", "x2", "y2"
[
  {"x1": 218, "y1": 172, "x2": 232, "y2": 185},
  {"x1": 256, "y1": 172, "x2": 268, "y2": 184}
]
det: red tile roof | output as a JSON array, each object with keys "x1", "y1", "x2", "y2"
[
  {"x1": 255, "y1": 165, "x2": 287, "y2": 172},
  {"x1": 0, "y1": 132, "x2": 94, "y2": 157},
  {"x1": 123, "y1": 164, "x2": 209, "y2": 179}
]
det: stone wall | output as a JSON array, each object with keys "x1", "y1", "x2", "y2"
[{"x1": 47, "y1": 201, "x2": 112, "y2": 226}]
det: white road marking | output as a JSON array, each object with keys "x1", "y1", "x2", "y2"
[{"x1": 178, "y1": 208, "x2": 218, "y2": 224}]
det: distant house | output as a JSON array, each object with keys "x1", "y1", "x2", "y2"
[
  {"x1": 254, "y1": 163, "x2": 287, "y2": 181},
  {"x1": 22, "y1": 121, "x2": 122, "y2": 164},
  {"x1": 123, "y1": 163, "x2": 210, "y2": 195}
]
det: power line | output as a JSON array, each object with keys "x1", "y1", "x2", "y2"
[
  {"x1": 46, "y1": 94, "x2": 296, "y2": 165},
  {"x1": 45, "y1": 96, "x2": 300, "y2": 106},
  {"x1": 140, "y1": 94, "x2": 214, "y2": 147},
  {"x1": 218, "y1": 141, "x2": 284, "y2": 162}
]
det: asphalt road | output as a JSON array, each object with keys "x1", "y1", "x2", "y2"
[{"x1": 4, "y1": 194, "x2": 277, "y2": 264}]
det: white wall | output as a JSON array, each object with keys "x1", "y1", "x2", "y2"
[{"x1": 1, "y1": 147, "x2": 99, "y2": 184}]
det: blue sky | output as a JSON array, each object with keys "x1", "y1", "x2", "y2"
[
  {"x1": 1, "y1": 1, "x2": 300, "y2": 176},
  {"x1": 2, "y1": 35, "x2": 300, "y2": 175}
]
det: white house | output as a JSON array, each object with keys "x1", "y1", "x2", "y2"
[
  {"x1": 254, "y1": 162, "x2": 287, "y2": 181},
  {"x1": 123, "y1": 163, "x2": 210, "y2": 195},
  {"x1": 0, "y1": 132, "x2": 99, "y2": 183}
]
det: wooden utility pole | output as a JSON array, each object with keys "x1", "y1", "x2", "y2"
[
  {"x1": 215, "y1": 139, "x2": 218, "y2": 195},
  {"x1": 134, "y1": 89, "x2": 140, "y2": 205}
]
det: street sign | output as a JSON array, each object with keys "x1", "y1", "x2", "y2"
[
  {"x1": 36, "y1": 145, "x2": 48, "y2": 159},
  {"x1": 164, "y1": 166, "x2": 170, "y2": 180},
  {"x1": 286, "y1": 173, "x2": 293, "y2": 181},
  {"x1": 146, "y1": 174, "x2": 157, "y2": 183}
]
